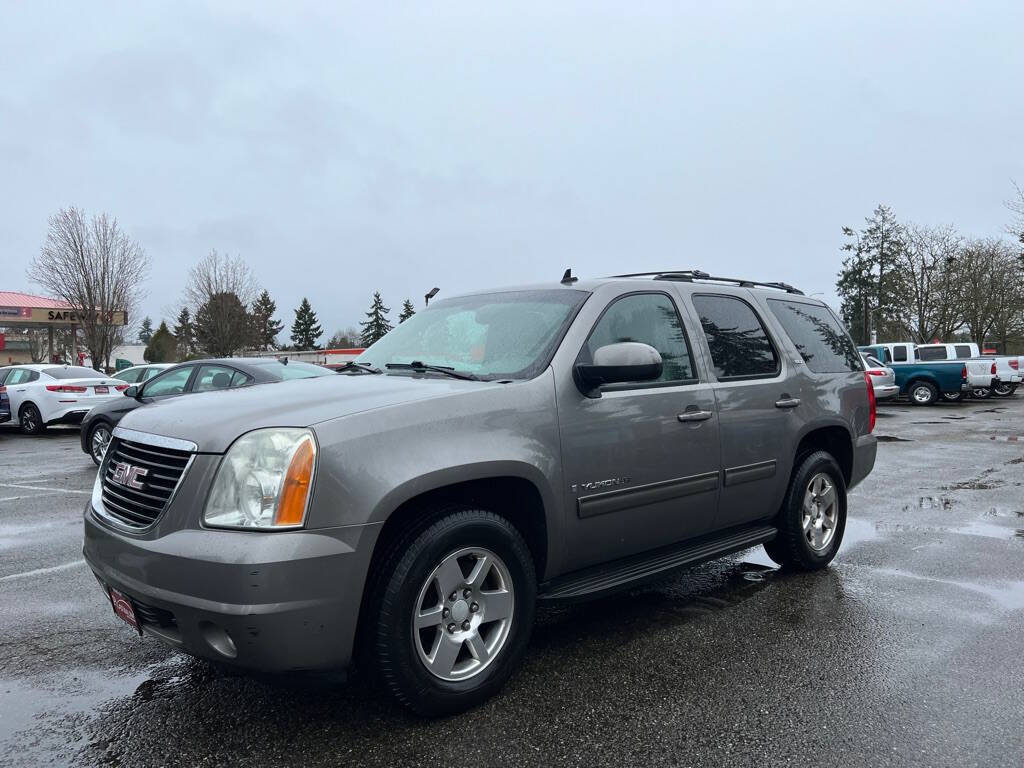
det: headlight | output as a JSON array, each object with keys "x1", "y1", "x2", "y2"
[{"x1": 203, "y1": 428, "x2": 317, "y2": 530}]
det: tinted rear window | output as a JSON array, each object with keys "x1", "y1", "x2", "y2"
[
  {"x1": 251, "y1": 361, "x2": 333, "y2": 380},
  {"x1": 891, "y1": 346, "x2": 907, "y2": 362},
  {"x1": 692, "y1": 295, "x2": 779, "y2": 379},
  {"x1": 954, "y1": 345, "x2": 973, "y2": 358},
  {"x1": 767, "y1": 300, "x2": 861, "y2": 374},
  {"x1": 918, "y1": 347, "x2": 947, "y2": 361},
  {"x1": 43, "y1": 366, "x2": 105, "y2": 379}
]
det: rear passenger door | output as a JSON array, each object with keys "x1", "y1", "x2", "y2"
[
  {"x1": 685, "y1": 293, "x2": 802, "y2": 529},
  {"x1": 191, "y1": 364, "x2": 251, "y2": 392}
]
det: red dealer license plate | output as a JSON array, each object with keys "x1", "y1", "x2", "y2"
[
  {"x1": 94, "y1": 386, "x2": 109, "y2": 394},
  {"x1": 109, "y1": 588, "x2": 141, "y2": 634}
]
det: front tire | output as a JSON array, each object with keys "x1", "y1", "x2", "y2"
[
  {"x1": 19, "y1": 403, "x2": 46, "y2": 435},
  {"x1": 909, "y1": 381, "x2": 938, "y2": 406},
  {"x1": 369, "y1": 507, "x2": 536, "y2": 716},
  {"x1": 993, "y1": 382, "x2": 1015, "y2": 397},
  {"x1": 88, "y1": 422, "x2": 112, "y2": 466},
  {"x1": 764, "y1": 451, "x2": 847, "y2": 571},
  {"x1": 971, "y1": 387, "x2": 992, "y2": 400},
  {"x1": 941, "y1": 391, "x2": 963, "y2": 403}
]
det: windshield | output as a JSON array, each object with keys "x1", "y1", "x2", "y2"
[
  {"x1": 356, "y1": 289, "x2": 588, "y2": 380},
  {"x1": 252, "y1": 360, "x2": 333, "y2": 380},
  {"x1": 43, "y1": 366, "x2": 106, "y2": 379}
]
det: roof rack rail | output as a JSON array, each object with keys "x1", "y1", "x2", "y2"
[{"x1": 609, "y1": 270, "x2": 804, "y2": 295}]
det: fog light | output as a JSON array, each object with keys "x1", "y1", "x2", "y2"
[{"x1": 199, "y1": 621, "x2": 237, "y2": 659}]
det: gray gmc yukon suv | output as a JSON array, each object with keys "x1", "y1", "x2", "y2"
[{"x1": 84, "y1": 270, "x2": 877, "y2": 715}]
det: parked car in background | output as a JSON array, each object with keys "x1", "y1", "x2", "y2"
[
  {"x1": 84, "y1": 271, "x2": 877, "y2": 715},
  {"x1": 878, "y1": 356, "x2": 969, "y2": 405},
  {"x1": 914, "y1": 344, "x2": 1000, "y2": 400},
  {"x1": 0, "y1": 385, "x2": 10, "y2": 425},
  {"x1": 2, "y1": 364, "x2": 127, "y2": 435},
  {"x1": 862, "y1": 354, "x2": 899, "y2": 400},
  {"x1": 80, "y1": 358, "x2": 333, "y2": 464},
  {"x1": 860, "y1": 343, "x2": 996, "y2": 401},
  {"x1": 113, "y1": 363, "x2": 174, "y2": 385}
]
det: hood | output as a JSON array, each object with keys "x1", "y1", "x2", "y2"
[{"x1": 118, "y1": 373, "x2": 490, "y2": 452}]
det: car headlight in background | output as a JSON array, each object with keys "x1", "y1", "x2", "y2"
[{"x1": 203, "y1": 428, "x2": 317, "y2": 530}]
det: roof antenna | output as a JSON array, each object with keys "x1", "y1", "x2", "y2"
[{"x1": 561, "y1": 268, "x2": 578, "y2": 285}]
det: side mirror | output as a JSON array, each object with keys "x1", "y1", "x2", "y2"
[
  {"x1": 124, "y1": 385, "x2": 139, "y2": 398},
  {"x1": 575, "y1": 342, "x2": 663, "y2": 397}
]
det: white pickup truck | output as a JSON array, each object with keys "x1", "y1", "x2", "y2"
[
  {"x1": 915, "y1": 343, "x2": 1020, "y2": 398},
  {"x1": 870, "y1": 342, "x2": 996, "y2": 401}
]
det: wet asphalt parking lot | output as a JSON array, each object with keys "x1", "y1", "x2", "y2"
[{"x1": 1, "y1": 399, "x2": 1023, "y2": 767}]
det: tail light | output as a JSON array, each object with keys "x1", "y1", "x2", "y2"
[
  {"x1": 114, "y1": 384, "x2": 130, "y2": 391},
  {"x1": 961, "y1": 365, "x2": 967, "y2": 380},
  {"x1": 1011, "y1": 360, "x2": 1020, "y2": 371},
  {"x1": 864, "y1": 372, "x2": 876, "y2": 433},
  {"x1": 45, "y1": 384, "x2": 87, "y2": 393},
  {"x1": 866, "y1": 369, "x2": 885, "y2": 377},
  {"x1": 991, "y1": 362, "x2": 997, "y2": 375}
]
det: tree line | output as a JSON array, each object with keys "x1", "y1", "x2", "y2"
[{"x1": 836, "y1": 192, "x2": 1024, "y2": 352}]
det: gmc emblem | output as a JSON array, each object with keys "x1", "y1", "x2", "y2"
[{"x1": 112, "y1": 461, "x2": 148, "y2": 490}]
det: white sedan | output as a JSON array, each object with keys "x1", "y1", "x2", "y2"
[{"x1": 1, "y1": 364, "x2": 128, "y2": 435}]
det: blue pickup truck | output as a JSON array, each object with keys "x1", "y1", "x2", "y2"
[{"x1": 859, "y1": 345, "x2": 967, "y2": 405}]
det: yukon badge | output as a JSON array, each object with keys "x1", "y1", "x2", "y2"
[
  {"x1": 112, "y1": 461, "x2": 149, "y2": 490},
  {"x1": 571, "y1": 477, "x2": 631, "y2": 494}
]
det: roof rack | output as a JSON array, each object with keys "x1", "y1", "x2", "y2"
[{"x1": 609, "y1": 270, "x2": 804, "y2": 295}]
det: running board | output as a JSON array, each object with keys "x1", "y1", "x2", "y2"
[{"x1": 538, "y1": 524, "x2": 777, "y2": 603}]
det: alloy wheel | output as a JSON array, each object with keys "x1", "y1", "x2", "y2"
[
  {"x1": 412, "y1": 547, "x2": 515, "y2": 682},
  {"x1": 802, "y1": 473, "x2": 838, "y2": 552},
  {"x1": 91, "y1": 425, "x2": 112, "y2": 463}
]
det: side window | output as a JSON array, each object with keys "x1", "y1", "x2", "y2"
[
  {"x1": 142, "y1": 367, "x2": 192, "y2": 396},
  {"x1": 954, "y1": 345, "x2": 972, "y2": 359},
  {"x1": 580, "y1": 293, "x2": 694, "y2": 384},
  {"x1": 193, "y1": 365, "x2": 239, "y2": 392},
  {"x1": 229, "y1": 370, "x2": 253, "y2": 387},
  {"x1": 692, "y1": 295, "x2": 779, "y2": 379},
  {"x1": 767, "y1": 299, "x2": 861, "y2": 373},
  {"x1": 892, "y1": 346, "x2": 907, "y2": 362},
  {"x1": 918, "y1": 346, "x2": 946, "y2": 361},
  {"x1": 117, "y1": 368, "x2": 142, "y2": 384}
]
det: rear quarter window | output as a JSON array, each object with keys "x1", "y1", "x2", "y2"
[{"x1": 767, "y1": 299, "x2": 862, "y2": 374}]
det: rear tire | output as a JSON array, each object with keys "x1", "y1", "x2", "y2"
[
  {"x1": 369, "y1": 506, "x2": 536, "y2": 716},
  {"x1": 971, "y1": 387, "x2": 992, "y2": 400},
  {"x1": 909, "y1": 381, "x2": 938, "y2": 406},
  {"x1": 19, "y1": 403, "x2": 46, "y2": 435},
  {"x1": 763, "y1": 451, "x2": 847, "y2": 571},
  {"x1": 993, "y1": 382, "x2": 1015, "y2": 397}
]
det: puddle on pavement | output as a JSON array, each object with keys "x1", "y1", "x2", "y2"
[
  {"x1": 943, "y1": 416, "x2": 967, "y2": 420},
  {"x1": 872, "y1": 567, "x2": 1024, "y2": 611},
  {"x1": 953, "y1": 520, "x2": 1024, "y2": 541},
  {"x1": 911, "y1": 421, "x2": 945, "y2": 425},
  {"x1": 1006, "y1": 456, "x2": 1024, "y2": 465},
  {"x1": 876, "y1": 435, "x2": 912, "y2": 442}
]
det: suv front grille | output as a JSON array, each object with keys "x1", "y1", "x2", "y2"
[{"x1": 99, "y1": 437, "x2": 192, "y2": 529}]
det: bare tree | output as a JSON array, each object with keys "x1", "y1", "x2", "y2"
[
  {"x1": 956, "y1": 238, "x2": 1021, "y2": 345},
  {"x1": 27, "y1": 208, "x2": 149, "y2": 371},
  {"x1": 1006, "y1": 180, "x2": 1024, "y2": 247},
  {"x1": 892, "y1": 224, "x2": 965, "y2": 342},
  {"x1": 184, "y1": 250, "x2": 259, "y2": 355}
]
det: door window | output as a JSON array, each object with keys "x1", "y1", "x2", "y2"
[
  {"x1": 229, "y1": 370, "x2": 253, "y2": 387},
  {"x1": 7, "y1": 369, "x2": 39, "y2": 385},
  {"x1": 193, "y1": 365, "x2": 240, "y2": 392},
  {"x1": 142, "y1": 366, "x2": 192, "y2": 396},
  {"x1": 767, "y1": 299, "x2": 861, "y2": 373},
  {"x1": 692, "y1": 295, "x2": 780, "y2": 379},
  {"x1": 116, "y1": 368, "x2": 142, "y2": 383},
  {"x1": 954, "y1": 345, "x2": 973, "y2": 359},
  {"x1": 892, "y1": 346, "x2": 907, "y2": 362},
  {"x1": 141, "y1": 367, "x2": 164, "y2": 381},
  {"x1": 580, "y1": 293, "x2": 695, "y2": 385}
]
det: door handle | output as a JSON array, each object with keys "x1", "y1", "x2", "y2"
[
  {"x1": 678, "y1": 409, "x2": 713, "y2": 422},
  {"x1": 775, "y1": 397, "x2": 801, "y2": 409}
]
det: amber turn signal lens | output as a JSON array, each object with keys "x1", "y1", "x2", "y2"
[{"x1": 274, "y1": 436, "x2": 316, "y2": 526}]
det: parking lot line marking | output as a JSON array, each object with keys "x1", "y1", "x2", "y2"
[
  {"x1": 0, "y1": 483, "x2": 90, "y2": 496},
  {"x1": 0, "y1": 492, "x2": 68, "y2": 502},
  {"x1": 0, "y1": 559, "x2": 87, "y2": 583}
]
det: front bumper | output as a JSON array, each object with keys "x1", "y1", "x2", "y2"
[{"x1": 83, "y1": 504, "x2": 382, "y2": 672}]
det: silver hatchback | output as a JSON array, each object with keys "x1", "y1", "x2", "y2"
[{"x1": 863, "y1": 354, "x2": 899, "y2": 400}]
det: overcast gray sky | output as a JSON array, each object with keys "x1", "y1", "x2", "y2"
[{"x1": 3, "y1": 1, "x2": 1022, "y2": 338}]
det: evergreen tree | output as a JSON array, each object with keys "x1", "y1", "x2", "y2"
[
  {"x1": 172, "y1": 307, "x2": 195, "y2": 360},
  {"x1": 137, "y1": 316, "x2": 154, "y2": 345},
  {"x1": 144, "y1": 321, "x2": 177, "y2": 363},
  {"x1": 398, "y1": 298, "x2": 416, "y2": 323},
  {"x1": 195, "y1": 292, "x2": 251, "y2": 356},
  {"x1": 836, "y1": 204, "x2": 905, "y2": 345},
  {"x1": 290, "y1": 297, "x2": 324, "y2": 351},
  {"x1": 250, "y1": 289, "x2": 284, "y2": 351},
  {"x1": 360, "y1": 291, "x2": 393, "y2": 346}
]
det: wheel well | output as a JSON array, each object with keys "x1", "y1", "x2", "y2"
[
  {"x1": 371, "y1": 476, "x2": 548, "y2": 582},
  {"x1": 906, "y1": 377, "x2": 936, "y2": 391},
  {"x1": 795, "y1": 426, "x2": 853, "y2": 486}
]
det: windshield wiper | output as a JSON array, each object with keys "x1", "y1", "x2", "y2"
[
  {"x1": 336, "y1": 361, "x2": 382, "y2": 375},
  {"x1": 385, "y1": 362, "x2": 479, "y2": 381}
]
